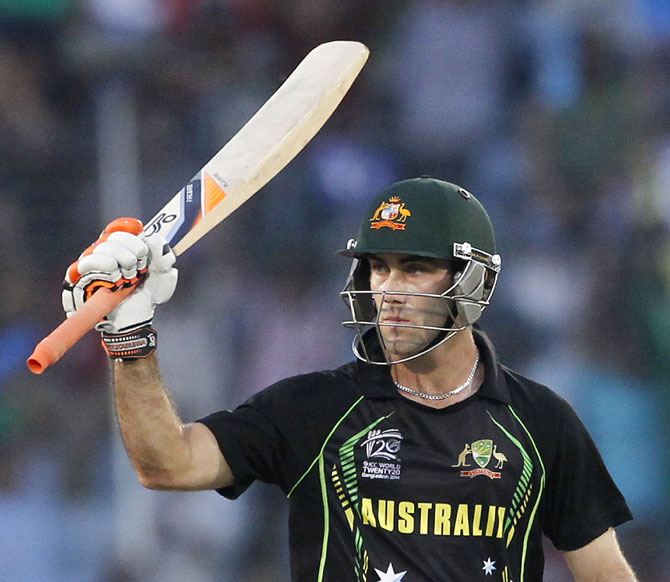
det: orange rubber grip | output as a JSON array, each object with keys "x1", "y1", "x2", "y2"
[{"x1": 26, "y1": 285, "x2": 135, "y2": 374}]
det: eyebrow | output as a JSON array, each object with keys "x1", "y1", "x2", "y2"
[
  {"x1": 369, "y1": 255, "x2": 451, "y2": 269},
  {"x1": 398, "y1": 255, "x2": 436, "y2": 264}
]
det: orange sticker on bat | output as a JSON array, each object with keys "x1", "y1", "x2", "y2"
[{"x1": 204, "y1": 173, "x2": 227, "y2": 215}]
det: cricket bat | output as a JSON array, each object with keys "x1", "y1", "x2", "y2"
[{"x1": 27, "y1": 40, "x2": 369, "y2": 374}]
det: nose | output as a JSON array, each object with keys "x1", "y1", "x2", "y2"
[{"x1": 378, "y1": 269, "x2": 406, "y2": 303}]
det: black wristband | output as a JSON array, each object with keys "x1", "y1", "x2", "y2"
[{"x1": 101, "y1": 327, "x2": 157, "y2": 360}]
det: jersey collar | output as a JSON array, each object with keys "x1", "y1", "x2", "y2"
[{"x1": 355, "y1": 327, "x2": 511, "y2": 404}]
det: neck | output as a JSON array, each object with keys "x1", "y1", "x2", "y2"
[{"x1": 390, "y1": 329, "x2": 482, "y2": 408}]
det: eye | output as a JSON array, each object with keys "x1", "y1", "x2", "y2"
[
  {"x1": 405, "y1": 262, "x2": 429, "y2": 275},
  {"x1": 369, "y1": 260, "x2": 388, "y2": 274}
]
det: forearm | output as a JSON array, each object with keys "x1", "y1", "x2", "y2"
[
  {"x1": 113, "y1": 353, "x2": 189, "y2": 486},
  {"x1": 564, "y1": 529, "x2": 637, "y2": 582}
]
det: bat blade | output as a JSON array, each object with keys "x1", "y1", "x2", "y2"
[
  {"x1": 26, "y1": 40, "x2": 369, "y2": 374},
  {"x1": 144, "y1": 40, "x2": 370, "y2": 255}
]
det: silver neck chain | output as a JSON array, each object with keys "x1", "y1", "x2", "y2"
[{"x1": 393, "y1": 353, "x2": 480, "y2": 401}]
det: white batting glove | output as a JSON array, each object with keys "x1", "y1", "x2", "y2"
[
  {"x1": 62, "y1": 221, "x2": 178, "y2": 335},
  {"x1": 97, "y1": 234, "x2": 177, "y2": 333}
]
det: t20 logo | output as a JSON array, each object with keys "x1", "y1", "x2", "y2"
[{"x1": 361, "y1": 429, "x2": 403, "y2": 461}]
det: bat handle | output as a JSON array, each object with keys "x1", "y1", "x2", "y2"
[{"x1": 26, "y1": 286, "x2": 135, "y2": 374}]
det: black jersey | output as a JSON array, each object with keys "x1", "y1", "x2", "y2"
[{"x1": 198, "y1": 331, "x2": 632, "y2": 581}]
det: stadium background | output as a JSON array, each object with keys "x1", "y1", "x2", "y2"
[{"x1": 0, "y1": 0, "x2": 669, "y2": 580}]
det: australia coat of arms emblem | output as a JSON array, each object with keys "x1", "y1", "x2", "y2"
[{"x1": 369, "y1": 196, "x2": 411, "y2": 230}]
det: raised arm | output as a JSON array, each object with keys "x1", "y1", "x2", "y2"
[
  {"x1": 62, "y1": 217, "x2": 233, "y2": 491},
  {"x1": 563, "y1": 528, "x2": 637, "y2": 582}
]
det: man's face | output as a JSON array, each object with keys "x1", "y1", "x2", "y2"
[{"x1": 367, "y1": 253, "x2": 454, "y2": 361}]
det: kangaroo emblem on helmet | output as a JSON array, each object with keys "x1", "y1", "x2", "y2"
[{"x1": 370, "y1": 196, "x2": 411, "y2": 230}]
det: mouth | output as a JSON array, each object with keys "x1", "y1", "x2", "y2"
[{"x1": 380, "y1": 315, "x2": 411, "y2": 325}]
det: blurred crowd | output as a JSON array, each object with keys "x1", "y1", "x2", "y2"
[{"x1": 1, "y1": 0, "x2": 669, "y2": 580}]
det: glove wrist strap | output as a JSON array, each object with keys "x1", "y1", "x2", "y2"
[{"x1": 101, "y1": 326, "x2": 157, "y2": 360}]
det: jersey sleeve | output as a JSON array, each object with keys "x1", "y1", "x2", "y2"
[
  {"x1": 541, "y1": 399, "x2": 633, "y2": 551},
  {"x1": 198, "y1": 402, "x2": 286, "y2": 499},
  {"x1": 197, "y1": 366, "x2": 360, "y2": 500}
]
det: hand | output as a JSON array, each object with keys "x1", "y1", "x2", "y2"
[{"x1": 62, "y1": 218, "x2": 178, "y2": 334}]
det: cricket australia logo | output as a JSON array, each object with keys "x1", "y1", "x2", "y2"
[
  {"x1": 452, "y1": 439, "x2": 507, "y2": 479},
  {"x1": 370, "y1": 196, "x2": 412, "y2": 230},
  {"x1": 361, "y1": 428, "x2": 403, "y2": 480}
]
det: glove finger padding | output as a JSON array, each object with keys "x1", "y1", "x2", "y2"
[
  {"x1": 145, "y1": 234, "x2": 176, "y2": 277},
  {"x1": 62, "y1": 253, "x2": 123, "y2": 320},
  {"x1": 93, "y1": 234, "x2": 148, "y2": 281},
  {"x1": 94, "y1": 234, "x2": 177, "y2": 334}
]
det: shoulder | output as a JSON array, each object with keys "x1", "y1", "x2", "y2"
[
  {"x1": 501, "y1": 364, "x2": 574, "y2": 413},
  {"x1": 243, "y1": 361, "x2": 362, "y2": 417},
  {"x1": 476, "y1": 327, "x2": 574, "y2": 417},
  {"x1": 498, "y1": 364, "x2": 587, "y2": 460},
  {"x1": 476, "y1": 328, "x2": 580, "y2": 434}
]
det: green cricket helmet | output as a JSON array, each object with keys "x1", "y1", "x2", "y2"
[{"x1": 338, "y1": 177, "x2": 501, "y2": 365}]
